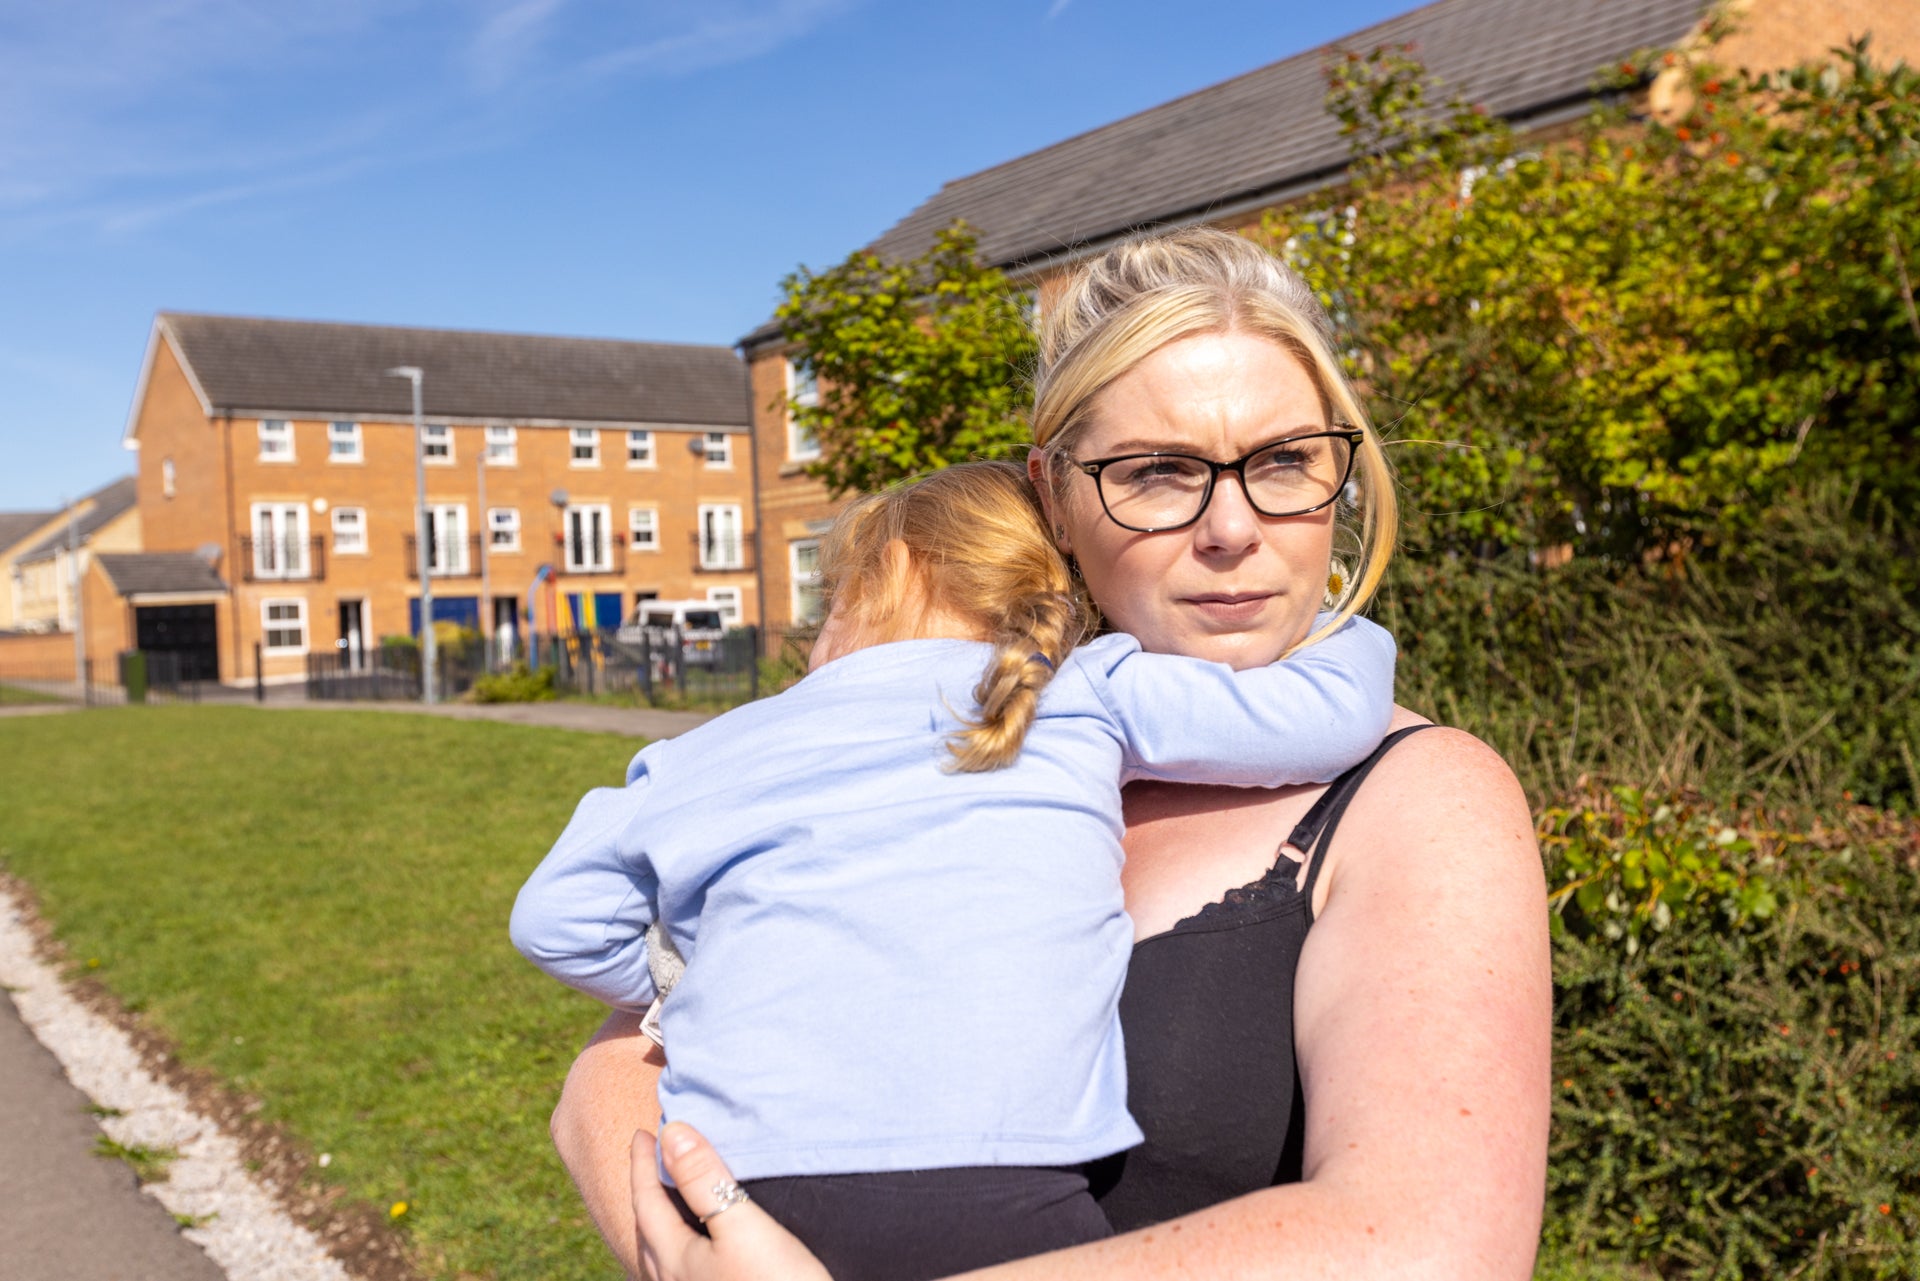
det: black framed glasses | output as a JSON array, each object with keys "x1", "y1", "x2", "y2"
[{"x1": 1066, "y1": 429, "x2": 1364, "y2": 533}]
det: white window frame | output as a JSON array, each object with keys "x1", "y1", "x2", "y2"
[
  {"x1": 698, "y1": 503, "x2": 744, "y2": 570},
  {"x1": 258, "y1": 419, "x2": 293, "y2": 462},
  {"x1": 328, "y1": 420, "x2": 363, "y2": 463},
  {"x1": 786, "y1": 360, "x2": 821, "y2": 461},
  {"x1": 703, "y1": 431, "x2": 732, "y2": 469},
  {"x1": 564, "y1": 503, "x2": 613, "y2": 573},
  {"x1": 790, "y1": 538, "x2": 824, "y2": 625},
  {"x1": 250, "y1": 502, "x2": 310, "y2": 579},
  {"x1": 425, "y1": 503, "x2": 467, "y2": 575},
  {"x1": 261, "y1": 598, "x2": 308, "y2": 655},
  {"x1": 628, "y1": 506, "x2": 658, "y2": 552},
  {"x1": 570, "y1": 427, "x2": 601, "y2": 468},
  {"x1": 422, "y1": 423, "x2": 453, "y2": 465},
  {"x1": 485, "y1": 425, "x2": 517, "y2": 466},
  {"x1": 488, "y1": 507, "x2": 521, "y2": 553},
  {"x1": 626, "y1": 429, "x2": 655, "y2": 469},
  {"x1": 161, "y1": 458, "x2": 176, "y2": 499},
  {"x1": 705, "y1": 586, "x2": 743, "y2": 627},
  {"x1": 331, "y1": 506, "x2": 367, "y2": 555}
]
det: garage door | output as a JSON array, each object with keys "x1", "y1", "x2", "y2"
[{"x1": 134, "y1": 604, "x2": 219, "y2": 682}]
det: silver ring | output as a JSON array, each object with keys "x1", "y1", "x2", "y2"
[{"x1": 699, "y1": 1179, "x2": 750, "y2": 1224}]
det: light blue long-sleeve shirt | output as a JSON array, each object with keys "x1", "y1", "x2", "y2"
[{"x1": 510, "y1": 617, "x2": 1395, "y2": 1180}]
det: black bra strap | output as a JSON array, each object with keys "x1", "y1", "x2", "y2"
[{"x1": 1294, "y1": 725, "x2": 1437, "y2": 921}]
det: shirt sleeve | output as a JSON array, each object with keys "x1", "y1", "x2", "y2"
[
  {"x1": 508, "y1": 756, "x2": 663, "y2": 1013},
  {"x1": 1081, "y1": 616, "x2": 1397, "y2": 787}
]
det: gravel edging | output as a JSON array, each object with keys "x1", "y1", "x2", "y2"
[{"x1": 0, "y1": 879, "x2": 354, "y2": 1281}]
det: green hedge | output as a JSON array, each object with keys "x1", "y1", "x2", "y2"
[
  {"x1": 1378, "y1": 486, "x2": 1920, "y2": 811},
  {"x1": 1543, "y1": 794, "x2": 1920, "y2": 1278}
]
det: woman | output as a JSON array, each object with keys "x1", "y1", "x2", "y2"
[{"x1": 553, "y1": 226, "x2": 1552, "y2": 1279}]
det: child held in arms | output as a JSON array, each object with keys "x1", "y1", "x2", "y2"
[{"x1": 511, "y1": 459, "x2": 1396, "y2": 1281}]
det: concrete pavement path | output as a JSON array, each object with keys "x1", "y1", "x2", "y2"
[
  {"x1": 265, "y1": 695, "x2": 718, "y2": 739},
  {"x1": 0, "y1": 992, "x2": 227, "y2": 1281}
]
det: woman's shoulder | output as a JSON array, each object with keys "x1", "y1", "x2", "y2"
[{"x1": 1309, "y1": 712, "x2": 1535, "y2": 912}]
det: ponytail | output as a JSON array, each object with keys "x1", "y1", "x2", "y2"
[
  {"x1": 946, "y1": 588, "x2": 1082, "y2": 773},
  {"x1": 817, "y1": 460, "x2": 1092, "y2": 774}
]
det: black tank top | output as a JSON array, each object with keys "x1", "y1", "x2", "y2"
[{"x1": 1089, "y1": 726, "x2": 1433, "y2": 1231}]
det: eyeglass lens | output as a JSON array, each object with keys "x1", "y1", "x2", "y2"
[{"x1": 1097, "y1": 434, "x2": 1353, "y2": 530}]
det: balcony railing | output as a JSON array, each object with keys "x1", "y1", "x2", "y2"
[
  {"x1": 403, "y1": 533, "x2": 485, "y2": 579},
  {"x1": 689, "y1": 531, "x2": 752, "y2": 573},
  {"x1": 560, "y1": 541, "x2": 627, "y2": 576},
  {"x1": 240, "y1": 535, "x2": 326, "y2": 583}
]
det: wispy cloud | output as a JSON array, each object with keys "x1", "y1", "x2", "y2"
[
  {"x1": 1047, "y1": 0, "x2": 1074, "y2": 18},
  {"x1": 467, "y1": 0, "x2": 572, "y2": 94},
  {"x1": 0, "y1": 0, "x2": 861, "y2": 240}
]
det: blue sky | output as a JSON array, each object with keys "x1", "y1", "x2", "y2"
[{"x1": 0, "y1": 0, "x2": 1422, "y2": 511}]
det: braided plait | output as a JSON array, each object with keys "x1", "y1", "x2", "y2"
[{"x1": 947, "y1": 585, "x2": 1083, "y2": 773}]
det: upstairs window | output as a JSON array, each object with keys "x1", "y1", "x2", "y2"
[
  {"x1": 699, "y1": 503, "x2": 744, "y2": 569},
  {"x1": 629, "y1": 507, "x2": 658, "y2": 550},
  {"x1": 485, "y1": 425, "x2": 517, "y2": 465},
  {"x1": 423, "y1": 423, "x2": 452, "y2": 463},
  {"x1": 787, "y1": 360, "x2": 820, "y2": 461},
  {"x1": 571, "y1": 427, "x2": 601, "y2": 467},
  {"x1": 328, "y1": 420, "x2": 362, "y2": 462},
  {"x1": 258, "y1": 419, "x2": 293, "y2": 461},
  {"x1": 703, "y1": 432, "x2": 732, "y2": 468},
  {"x1": 488, "y1": 507, "x2": 521, "y2": 552},
  {"x1": 627, "y1": 430, "x2": 655, "y2": 468},
  {"x1": 331, "y1": 506, "x2": 367, "y2": 554}
]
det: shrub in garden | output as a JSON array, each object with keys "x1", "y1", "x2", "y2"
[
  {"x1": 471, "y1": 662, "x2": 556, "y2": 704},
  {"x1": 1544, "y1": 798, "x2": 1920, "y2": 1278},
  {"x1": 1378, "y1": 485, "x2": 1920, "y2": 811}
]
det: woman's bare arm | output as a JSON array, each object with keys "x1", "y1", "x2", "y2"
[
  {"x1": 628, "y1": 726, "x2": 1551, "y2": 1281},
  {"x1": 956, "y1": 726, "x2": 1552, "y2": 1279},
  {"x1": 554, "y1": 1011, "x2": 663, "y2": 1277}
]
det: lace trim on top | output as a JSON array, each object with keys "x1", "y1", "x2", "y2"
[{"x1": 1169, "y1": 850, "x2": 1307, "y2": 933}]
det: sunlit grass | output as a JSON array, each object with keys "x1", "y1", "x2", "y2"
[{"x1": 0, "y1": 706, "x2": 642, "y2": 1279}]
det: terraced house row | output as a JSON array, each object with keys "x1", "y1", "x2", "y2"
[{"x1": 116, "y1": 314, "x2": 759, "y2": 684}]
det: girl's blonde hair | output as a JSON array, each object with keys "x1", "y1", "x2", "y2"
[
  {"x1": 820, "y1": 460, "x2": 1091, "y2": 773},
  {"x1": 1031, "y1": 226, "x2": 1397, "y2": 646}
]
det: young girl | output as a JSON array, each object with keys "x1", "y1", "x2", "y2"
[{"x1": 510, "y1": 460, "x2": 1395, "y2": 1281}]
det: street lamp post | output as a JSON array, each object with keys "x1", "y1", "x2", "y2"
[{"x1": 386, "y1": 365, "x2": 436, "y2": 705}]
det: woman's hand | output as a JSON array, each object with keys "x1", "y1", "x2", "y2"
[{"x1": 630, "y1": 1123, "x2": 832, "y2": 1281}]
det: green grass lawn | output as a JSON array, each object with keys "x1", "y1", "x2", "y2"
[
  {"x1": 0, "y1": 706, "x2": 641, "y2": 1280},
  {"x1": 0, "y1": 681, "x2": 70, "y2": 705}
]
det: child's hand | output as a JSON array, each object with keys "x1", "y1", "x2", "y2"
[{"x1": 630, "y1": 1123, "x2": 833, "y2": 1281}]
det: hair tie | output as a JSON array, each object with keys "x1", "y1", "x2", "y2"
[{"x1": 1029, "y1": 651, "x2": 1056, "y2": 671}]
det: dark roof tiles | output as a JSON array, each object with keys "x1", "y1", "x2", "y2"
[
  {"x1": 160, "y1": 314, "x2": 750, "y2": 428},
  {"x1": 0, "y1": 511, "x2": 57, "y2": 555},
  {"x1": 95, "y1": 552, "x2": 228, "y2": 598},
  {"x1": 867, "y1": 0, "x2": 1710, "y2": 270},
  {"x1": 14, "y1": 477, "x2": 139, "y2": 566}
]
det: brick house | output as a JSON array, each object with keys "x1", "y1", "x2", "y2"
[
  {"x1": 123, "y1": 313, "x2": 756, "y2": 685},
  {"x1": 741, "y1": 0, "x2": 1917, "y2": 633}
]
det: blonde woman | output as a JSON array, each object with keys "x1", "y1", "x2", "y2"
[
  {"x1": 555, "y1": 227, "x2": 1552, "y2": 1280},
  {"x1": 514, "y1": 457, "x2": 1397, "y2": 1281}
]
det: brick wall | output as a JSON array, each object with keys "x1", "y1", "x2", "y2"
[
  {"x1": 750, "y1": 348, "x2": 842, "y2": 633},
  {"x1": 0, "y1": 628, "x2": 78, "y2": 681}
]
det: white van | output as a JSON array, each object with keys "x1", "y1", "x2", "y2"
[{"x1": 616, "y1": 599, "x2": 728, "y2": 667}]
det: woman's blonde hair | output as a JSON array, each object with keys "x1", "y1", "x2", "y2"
[
  {"x1": 1031, "y1": 226, "x2": 1397, "y2": 647},
  {"x1": 820, "y1": 460, "x2": 1092, "y2": 772}
]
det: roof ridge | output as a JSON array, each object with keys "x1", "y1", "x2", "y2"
[{"x1": 158, "y1": 311, "x2": 738, "y2": 355}]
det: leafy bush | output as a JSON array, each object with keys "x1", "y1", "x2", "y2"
[
  {"x1": 1542, "y1": 788, "x2": 1787, "y2": 955},
  {"x1": 471, "y1": 662, "x2": 557, "y2": 704},
  {"x1": 1379, "y1": 486, "x2": 1920, "y2": 811},
  {"x1": 1546, "y1": 802, "x2": 1920, "y2": 1278}
]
